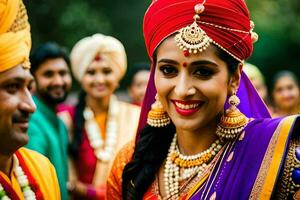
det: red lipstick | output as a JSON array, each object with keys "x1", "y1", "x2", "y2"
[{"x1": 172, "y1": 100, "x2": 203, "y2": 116}]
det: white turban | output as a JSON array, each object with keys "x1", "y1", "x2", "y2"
[{"x1": 70, "y1": 33, "x2": 127, "y2": 82}]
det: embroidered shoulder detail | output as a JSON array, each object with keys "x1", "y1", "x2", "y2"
[{"x1": 275, "y1": 137, "x2": 300, "y2": 199}]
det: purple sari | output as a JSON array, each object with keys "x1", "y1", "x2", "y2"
[
  {"x1": 187, "y1": 73, "x2": 299, "y2": 199},
  {"x1": 137, "y1": 70, "x2": 299, "y2": 199}
]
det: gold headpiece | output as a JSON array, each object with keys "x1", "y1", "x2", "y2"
[
  {"x1": 175, "y1": 1, "x2": 212, "y2": 56},
  {"x1": 250, "y1": 20, "x2": 258, "y2": 43},
  {"x1": 174, "y1": 1, "x2": 258, "y2": 62}
]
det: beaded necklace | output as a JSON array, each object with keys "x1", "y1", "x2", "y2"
[
  {"x1": 83, "y1": 95, "x2": 119, "y2": 162},
  {"x1": 0, "y1": 156, "x2": 36, "y2": 200},
  {"x1": 164, "y1": 133, "x2": 223, "y2": 199}
]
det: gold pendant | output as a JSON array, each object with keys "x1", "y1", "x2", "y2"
[{"x1": 175, "y1": 21, "x2": 212, "y2": 54}]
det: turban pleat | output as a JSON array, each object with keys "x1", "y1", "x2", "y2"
[
  {"x1": 70, "y1": 33, "x2": 127, "y2": 82},
  {"x1": 143, "y1": 0, "x2": 253, "y2": 61},
  {"x1": 0, "y1": 0, "x2": 31, "y2": 72}
]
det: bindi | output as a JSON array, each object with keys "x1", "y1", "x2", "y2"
[
  {"x1": 183, "y1": 62, "x2": 188, "y2": 67},
  {"x1": 94, "y1": 55, "x2": 101, "y2": 61}
]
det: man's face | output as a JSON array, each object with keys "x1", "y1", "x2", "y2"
[
  {"x1": 0, "y1": 65, "x2": 36, "y2": 155},
  {"x1": 34, "y1": 58, "x2": 72, "y2": 105},
  {"x1": 128, "y1": 70, "x2": 150, "y2": 105}
]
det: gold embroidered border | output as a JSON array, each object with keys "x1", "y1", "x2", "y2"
[{"x1": 249, "y1": 116, "x2": 296, "y2": 199}]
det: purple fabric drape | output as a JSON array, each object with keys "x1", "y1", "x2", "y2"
[{"x1": 190, "y1": 117, "x2": 289, "y2": 199}]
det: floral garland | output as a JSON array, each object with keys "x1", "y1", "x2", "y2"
[
  {"x1": 0, "y1": 156, "x2": 36, "y2": 200},
  {"x1": 83, "y1": 95, "x2": 119, "y2": 162}
]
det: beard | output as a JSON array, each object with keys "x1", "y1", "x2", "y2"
[{"x1": 37, "y1": 85, "x2": 69, "y2": 105}]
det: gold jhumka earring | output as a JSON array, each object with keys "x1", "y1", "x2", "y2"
[
  {"x1": 216, "y1": 92, "x2": 249, "y2": 140},
  {"x1": 147, "y1": 94, "x2": 171, "y2": 127},
  {"x1": 175, "y1": 1, "x2": 212, "y2": 56}
]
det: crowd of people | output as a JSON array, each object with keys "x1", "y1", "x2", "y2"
[{"x1": 0, "y1": 0, "x2": 300, "y2": 199}]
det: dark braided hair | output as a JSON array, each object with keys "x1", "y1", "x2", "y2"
[
  {"x1": 122, "y1": 44, "x2": 240, "y2": 199},
  {"x1": 69, "y1": 90, "x2": 87, "y2": 159},
  {"x1": 122, "y1": 124, "x2": 176, "y2": 199}
]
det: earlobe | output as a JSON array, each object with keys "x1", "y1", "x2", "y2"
[
  {"x1": 232, "y1": 63, "x2": 243, "y2": 89},
  {"x1": 228, "y1": 63, "x2": 243, "y2": 95}
]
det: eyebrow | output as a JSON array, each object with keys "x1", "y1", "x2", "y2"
[
  {"x1": 157, "y1": 59, "x2": 179, "y2": 65},
  {"x1": 157, "y1": 59, "x2": 218, "y2": 67},
  {"x1": 1, "y1": 76, "x2": 34, "y2": 84},
  {"x1": 190, "y1": 60, "x2": 219, "y2": 68}
]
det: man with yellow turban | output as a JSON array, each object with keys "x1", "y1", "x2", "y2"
[{"x1": 0, "y1": 0, "x2": 60, "y2": 199}]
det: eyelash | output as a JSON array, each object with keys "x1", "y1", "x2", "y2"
[
  {"x1": 193, "y1": 68, "x2": 214, "y2": 77},
  {"x1": 159, "y1": 65, "x2": 214, "y2": 78},
  {"x1": 6, "y1": 83, "x2": 20, "y2": 93},
  {"x1": 159, "y1": 66, "x2": 178, "y2": 76}
]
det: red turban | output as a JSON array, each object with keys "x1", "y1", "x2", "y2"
[{"x1": 143, "y1": 0, "x2": 253, "y2": 62}]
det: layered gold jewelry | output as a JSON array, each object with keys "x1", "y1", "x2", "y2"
[
  {"x1": 147, "y1": 94, "x2": 171, "y2": 127},
  {"x1": 216, "y1": 93, "x2": 248, "y2": 140},
  {"x1": 164, "y1": 133, "x2": 223, "y2": 199},
  {"x1": 175, "y1": 1, "x2": 212, "y2": 56},
  {"x1": 174, "y1": 1, "x2": 258, "y2": 63},
  {"x1": 84, "y1": 95, "x2": 119, "y2": 162}
]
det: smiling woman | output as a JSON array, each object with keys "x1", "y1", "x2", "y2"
[
  {"x1": 271, "y1": 70, "x2": 300, "y2": 117},
  {"x1": 58, "y1": 33, "x2": 140, "y2": 199},
  {"x1": 106, "y1": 0, "x2": 300, "y2": 199}
]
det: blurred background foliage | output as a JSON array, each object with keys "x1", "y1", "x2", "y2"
[{"x1": 24, "y1": 0, "x2": 300, "y2": 89}]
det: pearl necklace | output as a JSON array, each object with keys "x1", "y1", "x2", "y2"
[
  {"x1": 84, "y1": 95, "x2": 119, "y2": 162},
  {"x1": 0, "y1": 156, "x2": 36, "y2": 200},
  {"x1": 164, "y1": 134, "x2": 223, "y2": 199}
]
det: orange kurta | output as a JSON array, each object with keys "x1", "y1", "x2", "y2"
[{"x1": 0, "y1": 148, "x2": 60, "y2": 200}]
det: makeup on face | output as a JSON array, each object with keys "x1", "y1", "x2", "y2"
[{"x1": 171, "y1": 99, "x2": 204, "y2": 116}]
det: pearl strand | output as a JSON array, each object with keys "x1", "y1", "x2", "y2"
[{"x1": 164, "y1": 133, "x2": 223, "y2": 199}]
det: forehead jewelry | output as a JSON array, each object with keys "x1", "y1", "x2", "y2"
[{"x1": 175, "y1": 0, "x2": 212, "y2": 57}]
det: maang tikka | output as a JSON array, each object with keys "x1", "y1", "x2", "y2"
[{"x1": 175, "y1": 0, "x2": 212, "y2": 56}]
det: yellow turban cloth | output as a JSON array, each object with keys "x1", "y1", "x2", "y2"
[
  {"x1": 70, "y1": 33, "x2": 127, "y2": 82},
  {"x1": 0, "y1": 0, "x2": 31, "y2": 72}
]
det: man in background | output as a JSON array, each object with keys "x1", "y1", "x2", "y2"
[
  {"x1": 26, "y1": 42, "x2": 72, "y2": 200},
  {"x1": 127, "y1": 62, "x2": 150, "y2": 106}
]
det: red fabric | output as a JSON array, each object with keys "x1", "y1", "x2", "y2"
[
  {"x1": 15, "y1": 151, "x2": 44, "y2": 200},
  {"x1": 77, "y1": 130, "x2": 97, "y2": 184},
  {"x1": 58, "y1": 106, "x2": 106, "y2": 200},
  {"x1": 0, "y1": 175, "x2": 20, "y2": 200},
  {"x1": 58, "y1": 105, "x2": 97, "y2": 184},
  {"x1": 143, "y1": 0, "x2": 253, "y2": 61}
]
